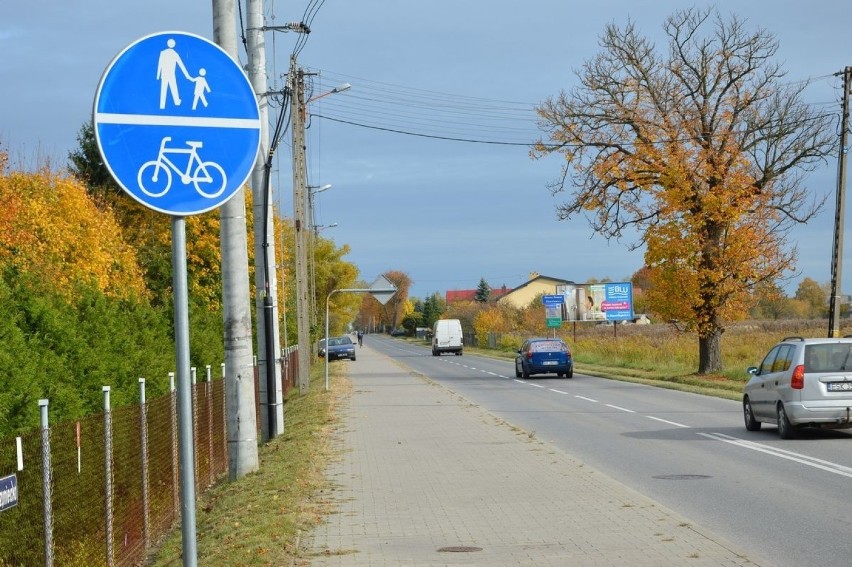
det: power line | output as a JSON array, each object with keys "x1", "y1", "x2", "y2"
[{"x1": 310, "y1": 113, "x2": 538, "y2": 146}]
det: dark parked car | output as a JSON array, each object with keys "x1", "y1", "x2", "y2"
[
  {"x1": 743, "y1": 336, "x2": 852, "y2": 438},
  {"x1": 515, "y1": 338, "x2": 573, "y2": 379},
  {"x1": 323, "y1": 335, "x2": 357, "y2": 361}
]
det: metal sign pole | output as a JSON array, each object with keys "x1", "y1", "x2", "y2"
[
  {"x1": 172, "y1": 217, "x2": 197, "y2": 566},
  {"x1": 324, "y1": 282, "x2": 396, "y2": 391}
]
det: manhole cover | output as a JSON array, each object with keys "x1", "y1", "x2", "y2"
[
  {"x1": 437, "y1": 546, "x2": 483, "y2": 553},
  {"x1": 652, "y1": 474, "x2": 711, "y2": 481}
]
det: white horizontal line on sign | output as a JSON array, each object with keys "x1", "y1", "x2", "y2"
[{"x1": 95, "y1": 112, "x2": 260, "y2": 129}]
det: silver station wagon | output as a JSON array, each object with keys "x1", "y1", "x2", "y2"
[{"x1": 743, "y1": 337, "x2": 852, "y2": 438}]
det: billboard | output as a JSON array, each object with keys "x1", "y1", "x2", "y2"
[{"x1": 556, "y1": 282, "x2": 634, "y2": 323}]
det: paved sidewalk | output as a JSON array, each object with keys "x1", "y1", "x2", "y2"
[{"x1": 304, "y1": 345, "x2": 770, "y2": 566}]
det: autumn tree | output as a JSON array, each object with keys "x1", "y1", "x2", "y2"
[
  {"x1": 313, "y1": 236, "x2": 361, "y2": 337},
  {"x1": 629, "y1": 266, "x2": 655, "y2": 317},
  {"x1": 535, "y1": 8, "x2": 834, "y2": 373},
  {"x1": 0, "y1": 167, "x2": 147, "y2": 300},
  {"x1": 795, "y1": 277, "x2": 828, "y2": 319},
  {"x1": 749, "y1": 281, "x2": 792, "y2": 320},
  {"x1": 379, "y1": 270, "x2": 412, "y2": 331}
]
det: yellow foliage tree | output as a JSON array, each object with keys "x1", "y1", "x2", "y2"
[
  {"x1": 534, "y1": 8, "x2": 834, "y2": 372},
  {"x1": 0, "y1": 165, "x2": 146, "y2": 300},
  {"x1": 473, "y1": 304, "x2": 516, "y2": 346}
]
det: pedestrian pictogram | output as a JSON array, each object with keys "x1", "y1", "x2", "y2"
[{"x1": 93, "y1": 31, "x2": 261, "y2": 216}]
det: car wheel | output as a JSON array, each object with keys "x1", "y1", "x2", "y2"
[
  {"x1": 432, "y1": 349, "x2": 438, "y2": 356},
  {"x1": 743, "y1": 397, "x2": 761, "y2": 431},
  {"x1": 514, "y1": 363, "x2": 521, "y2": 378},
  {"x1": 557, "y1": 372, "x2": 564, "y2": 377},
  {"x1": 521, "y1": 364, "x2": 530, "y2": 379},
  {"x1": 777, "y1": 403, "x2": 796, "y2": 439},
  {"x1": 566, "y1": 369, "x2": 573, "y2": 379},
  {"x1": 352, "y1": 356, "x2": 356, "y2": 361}
]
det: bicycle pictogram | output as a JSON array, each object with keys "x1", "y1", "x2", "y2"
[{"x1": 137, "y1": 137, "x2": 227, "y2": 198}]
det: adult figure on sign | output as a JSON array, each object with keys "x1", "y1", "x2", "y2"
[{"x1": 157, "y1": 38, "x2": 191, "y2": 109}]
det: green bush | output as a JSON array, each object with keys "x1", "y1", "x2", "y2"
[{"x1": 0, "y1": 268, "x2": 221, "y2": 437}]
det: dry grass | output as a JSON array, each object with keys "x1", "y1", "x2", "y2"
[
  {"x1": 148, "y1": 363, "x2": 349, "y2": 566},
  {"x1": 467, "y1": 319, "x2": 850, "y2": 400}
]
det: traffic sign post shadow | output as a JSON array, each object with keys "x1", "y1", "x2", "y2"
[{"x1": 93, "y1": 31, "x2": 261, "y2": 567}]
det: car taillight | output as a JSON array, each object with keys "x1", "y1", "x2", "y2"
[
  {"x1": 791, "y1": 365, "x2": 805, "y2": 389},
  {"x1": 526, "y1": 351, "x2": 533, "y2": 359}
]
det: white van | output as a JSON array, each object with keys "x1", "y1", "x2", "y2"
[{"x1": 432, "y1": 319, "x2": 463, "y2": 356}]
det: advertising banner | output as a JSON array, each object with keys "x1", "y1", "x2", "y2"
[{"x1": 557, "y1": 282, "x2": 634, "y2": 323}]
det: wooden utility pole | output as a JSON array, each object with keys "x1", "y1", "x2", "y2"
[
  {"x1": 829, "y1": 66, "x2": 851, "y2": 338},
  {"x1": 291, "y1": 58, "x2": 311, "y2": 394}
]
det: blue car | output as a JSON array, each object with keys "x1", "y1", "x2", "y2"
[
  {"x1": 323, "y1": 336, "x2": 357, "y2": 361},
  {"x1": 515, "y1": 338, "x2": 573, "y2": 379}
]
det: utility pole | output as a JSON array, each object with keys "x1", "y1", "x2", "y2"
[
  {"x1": 246, "y1": 0, "x2": 283, "y2": 440},
  {"x1": 213, "y1": 0, "x2": 259, "y2": 479},
  {"x1": 291, "y1": 57, "x2": 311, "y2": 394},
  {"x1": 829, "y1": 66, "x2": 851, "y2": 338}
]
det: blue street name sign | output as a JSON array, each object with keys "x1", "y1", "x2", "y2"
[
  {"x1": 93, "y1": 31, "x2": 261, "y2": 216},
  {"x1": 541, "y1": 294, "x2": 564, "y2": 307},
  {"x1": 0, "y1": 474, "x2": 18, "y2": 512}
]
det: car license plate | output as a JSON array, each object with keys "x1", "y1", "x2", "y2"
[
  {"x1": 828, "y1": 382, "x2": 852, "y2": 392},
  {"x1": 542, "y1": 360, "x2": 558, "y2": 366}
]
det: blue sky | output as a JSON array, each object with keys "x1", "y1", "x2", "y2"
[{"x1": 3, "y1": 1, "x2": 851, "y2": 300}]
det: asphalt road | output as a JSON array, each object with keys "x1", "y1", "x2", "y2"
[{"x1": 363, "y1": 334, "x2": 852, "y2": 567}]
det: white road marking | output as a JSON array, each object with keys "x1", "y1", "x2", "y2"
[
  {"x1": 700, "y1": 432, "x2": 852, "y2": 478},
  {"x1": 550, "y1": 389, "x2": 570, "y2": 395},
  {"x1": 605, "y1": 403, "x2": 635, "y2": 413},
  {"x1": 575, "y1": 395, "x2": 598, "y2": 403},
  {"x1": 646, "y1": 416, "x2": 690, "y2": 428}
]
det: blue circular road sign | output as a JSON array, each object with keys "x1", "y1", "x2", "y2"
[{"x1": 94, "y1": 31, "x2": 261, "y2": 216}]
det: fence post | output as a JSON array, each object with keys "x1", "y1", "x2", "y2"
[
  {"x1": 139, "y1": 378, "x2": 150, "y2": 553},
  {"x1": 169, "y1": 372, "x2": 178, "y2": 520},
  {"x1": 191, "y1": 367, "x2": 198, "y2": 492},
  {"x1": 39, "y1": 399, "x2": 54, "y2": 567},
  {"x1": 103, "y1": 386, "x2": 114, "y2": 567},
  {"x1": 206, "y1": 365, "x2": 214, "y2": 486},
  {"x1": 221, "y1": 363, "x2": 227, "y2": 473}
]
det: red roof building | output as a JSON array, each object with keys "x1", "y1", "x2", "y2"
[{"x1": 446, "y1": 285, "x2": 512, "y2": 303}]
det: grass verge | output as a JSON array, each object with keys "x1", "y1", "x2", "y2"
[{"x1": 148, "y1": 362, "x2": 348, "y2": 566}]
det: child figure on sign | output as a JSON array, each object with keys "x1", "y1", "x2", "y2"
[{"x1": 191, "y1": 68, "x2": 211, "y2": 110}]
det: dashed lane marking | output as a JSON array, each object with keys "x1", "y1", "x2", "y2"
[{"x1": 647, "y1": 416, "x2": 690, "y2": 428}]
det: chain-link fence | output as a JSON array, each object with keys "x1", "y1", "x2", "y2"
[
  {"x1": 0, "y1": 346, "x2": 302, "y2": 566},
  {"x1": 0, "y1": 366, "x2": 228, "y2": 566}
]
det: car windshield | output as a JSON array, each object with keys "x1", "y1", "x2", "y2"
[
  {"x1": 804, "y1": 344, "x2": 852, "y2": 372},
  {"x1": 329, "y1": 337, "x2": 352, "y2": 347},
  {"x1": 530, "y1": 340, "x2": 566, "y2": 353}
]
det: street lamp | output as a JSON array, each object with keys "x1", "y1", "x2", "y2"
[
  {"x1": 308, "y1": 183, "x2": 332, "y2": 231},
  {"x1": 314, "y1": 222, "x2": 338, "y2": 234},
  {"x1": 307, "y1": 83, "x2": 351, "y2": 105}
]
